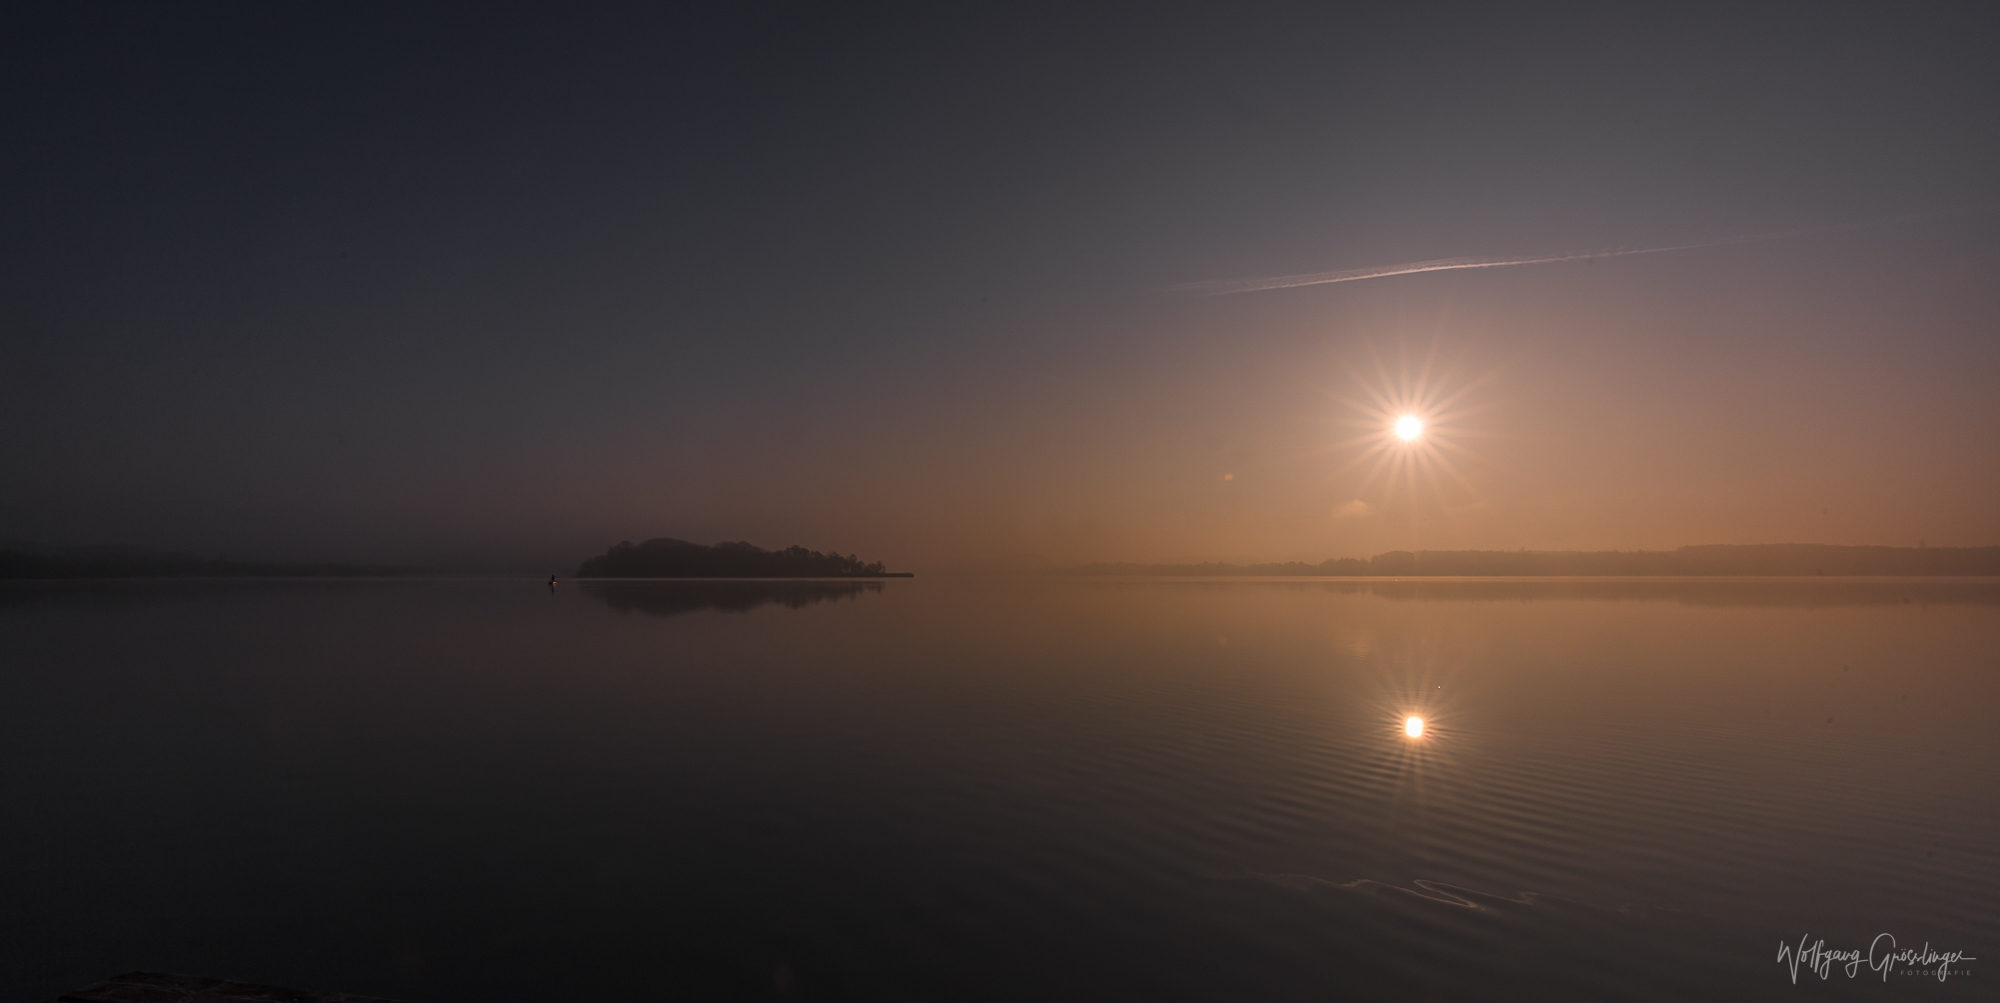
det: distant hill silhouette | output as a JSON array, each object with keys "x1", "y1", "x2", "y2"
[
  {"x1": 1035, "y1": 578, "x2": 2000, "y2": 608},
  {"x1": 577, "y1": 538, "x2": 912, "y2": 578},
  {"x1": 1071, "y1": 544, "x2": 2000, "y2": 577},
  {"x1": 0, "y1": 544, "x2": 423, "y2": 579}
]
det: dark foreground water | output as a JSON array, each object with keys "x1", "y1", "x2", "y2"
[{"x1": 3, "y1": 577, "x2": 1994, "y2": 1001}]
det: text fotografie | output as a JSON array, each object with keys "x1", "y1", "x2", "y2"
[{"x1": 1778, "y1": 934, "x2": 1975, "y2": 983}]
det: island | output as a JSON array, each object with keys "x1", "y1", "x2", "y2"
[{"x1": 576, "y1": 538, "x2": 913, "y2": 578}]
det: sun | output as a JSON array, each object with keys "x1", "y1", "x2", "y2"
[
  {"x1": 1404, "y1": 715, "x2": 1425, "y2": 738},
  {"x1": 1315, "y1": 339, "x2": 1500, "y2": 523}
]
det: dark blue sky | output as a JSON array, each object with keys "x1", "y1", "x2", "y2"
[{"x1": 4, "y1": 3, "x2": 1996, "y2": 568}]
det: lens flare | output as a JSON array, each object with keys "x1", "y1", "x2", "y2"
[
  {"x1": 1404, "y1": 716, "x2": 1425, "y2": 738},
  {"x1": 1318, "y1": 340, "x2": 1498, "y2": 536}
]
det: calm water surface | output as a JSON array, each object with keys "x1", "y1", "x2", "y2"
[{"x1": 3, "y1": 578, "x2": 1995, "y2": 1001}]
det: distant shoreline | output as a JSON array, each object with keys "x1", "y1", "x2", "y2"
[
  {"x1": 1062, "y1": 544, "x2": 2000, "y2": 578},
  {"x1": 1048, "y1": 571, "x2": 2000, "y2": 579},
  {"x1": 0, "y1": 548, "x2": 430, "y2": 580},
  {"x1": 571, "y1": 573, "x2": 916, "y2": 580},
  {"x1": 9, "y1": 542, "x2": 1998, "y2": 580}
]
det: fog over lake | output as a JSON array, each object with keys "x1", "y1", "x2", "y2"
[{"x1": 4, "y1": 578, "x2": 1993, "y2": 1000}]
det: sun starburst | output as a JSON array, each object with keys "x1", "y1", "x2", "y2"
[{"x1": 1319, "y1": 339, "x2": 1500, "y2": 529}]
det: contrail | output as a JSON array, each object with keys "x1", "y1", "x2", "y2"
[{"x1": 1177, "y1": 208, "x2": 1984, "y2": 296}]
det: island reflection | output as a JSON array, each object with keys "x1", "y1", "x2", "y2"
[{"x1": 580, "y1": 579, "x2": 884, "y2": 618}]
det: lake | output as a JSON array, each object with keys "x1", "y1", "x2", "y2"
[{"x1": 3, "y1": 577, "x2": 1994, "y2": 1000}]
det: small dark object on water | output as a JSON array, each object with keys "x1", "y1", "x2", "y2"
[
  {"x1": 548, "y1": 574, "x2": 558, "y2": 589},
  {"x1": 58, "y1": 971, "x2": 409, "y2": 1003}
]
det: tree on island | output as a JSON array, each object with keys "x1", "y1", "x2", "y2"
[{"x1": 576, "y1": 538, "x2": 909, "y2": 578}]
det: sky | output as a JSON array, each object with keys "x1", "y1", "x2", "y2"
[{"x1": 3, "y1": 3, "x2": 1997, "y2": 570}]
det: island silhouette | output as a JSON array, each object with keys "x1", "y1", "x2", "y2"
[{"x1": 576, "y1": 538, "x2": 913, "y2": 578}]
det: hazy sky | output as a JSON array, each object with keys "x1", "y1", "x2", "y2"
[{"x1": 4, "y1": 4, "x2": 1996, "y2": 569}]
